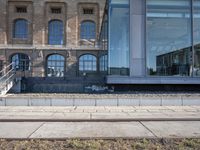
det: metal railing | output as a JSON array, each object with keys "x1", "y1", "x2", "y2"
[{"x1": 0, "y1": 63, "x2": 16, "y2": 95}]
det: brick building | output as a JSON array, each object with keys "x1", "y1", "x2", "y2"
[{"x1": 0, "y1": 0, "x2": 107, "y2": 92}]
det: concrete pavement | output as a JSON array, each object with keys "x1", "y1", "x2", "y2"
[
  {"x1": 0, "y1": 121, "x2": 200, "y2": 139},
  {"x1": 0, "y1": 106, "x2": 199, "y2": 121},
  {"x1": 0, "y1": 106, "x2": 200, "y2": 139}
]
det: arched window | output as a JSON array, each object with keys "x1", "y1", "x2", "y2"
[
  {"x1": 13, "y1": 19, "x2": 28, "y2": 39},
  {"x1": 47, "y1": 54, "x2": 65, "y2": 77},
  {"x1": 48, "y1": 20, "x2": 64, "y2": 45},
  {"x1": 100, "y1": 55, "x2": 108, "y2": 71},
  {"x1": 11, "y1": 53, "x2": 30, "y2": 71},
  {"x1": 79, "y1": 54, "x2": 97, "y2": 71},
  {"x1": 80, "y1": 21, "x2": 96, "y2": 39}
]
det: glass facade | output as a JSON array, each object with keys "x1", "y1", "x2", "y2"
[
  {"x1": 147, "y1": 0, "x2": 192, "y2": 76},
  {"x1": 13, "y1": 19, "x2": 28, "y2": 39},
  {"x1": 11, "y1": 53, "x2": 30, "y2": 71},
  {"x1": 194, "y1": 0, "x2": 200, "y2": 76},
  {"x1": 47, "y1": 54, "x2": 65, "y2": 77},
  {"x1": 108, "y1": 0, "x2": 130, "y2": 76},
  {"x1": 79, "y1": 54, "x2": 97, "y2": 71},
  {"x1": 99, "y1": 7, "x2": 108, "y2": 51},
  {"x1": 100, "y1": 55, "x2": 108, "y2": 72},
  {"x1": 48, "y1": 20, "x2": 64, "y2": 45}
]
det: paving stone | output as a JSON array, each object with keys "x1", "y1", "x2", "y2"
[
  {"x1": 29, "y1": 98, "x2": 51, "y2": 106},
  {"x1": 51, "y1": 99, "x2": 74, "y2": 106},
  {"x1": 5, "y1": 98, "x2": 29, "y2": 106},
  {"x1": 142, "y1": 121, "x2": 200, "y2": 138},
  {"x1": 96, "y1": 99, "x2": 118, "y2": 106},
  {"x1": 0, "y1": 122, "x2": 43, "y2": 138},
  {"x1": 118, "y1": 98, "x2": 140, "y2": 106},
  {"x1": 140, "y1": 97, "x2": 161, "y2": 106},
  {"x1": 0, "y1": 98, "x2": 5, "y2": 106},
  {"x1": 30, "y1": 122, "x2": 155, "y2": 139},
  {"x1": 162, "y1": 97, "x2": 183, "y2": 106},
  {"x1": 74, "y1": 99, "x2": 95, "y2": 106}
]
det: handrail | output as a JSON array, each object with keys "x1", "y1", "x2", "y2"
[
  {"x1": 0, "y1": 68, "x2": 15, "y2": 82},
  {"x1": 0, "y1": 62, "x2": 13, "y2": 75},
  {"x1": 0, "y1": 63, "x2": 16, "y2": 95}
]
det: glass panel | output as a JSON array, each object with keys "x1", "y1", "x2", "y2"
[
  {"x1": 100, "y1": 55, "x2": 108, "y2": 71},
  {"x1": 79, "y1": 55, "x2": 97, "y2": 71},
  {"x1": 146, "y1": 0, "x2": 192, "y2": 76},
  {"x1": 194, "y1": 0, "x2": 200, "y2": 76},
  {"x1": 80, "y1": 21, "x2": 96, "y2": 39},
  {"x1": 108, "y1": 0, "x2": 130, "y2": 76},
  {"x1": 48, "y1": 20, "x2": 64, "y2": 45},
  {"x1": 14, "y1": 19, "x2": 28, "y2": 39},
  {"x1": 47, "y1": 54, "x2": 65, "y2": 77}
]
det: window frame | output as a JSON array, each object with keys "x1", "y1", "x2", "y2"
[
  {"x1": 48, "y1": 19, "x2": 64, "y2": 45},
  {"x1": 46, "y1": 54, "x2": 65, "y2": 77},
  {"x1": 13, "y1": 19, "x2": 28, "y2": 39},
  {"x1": 80, "y1": 20, "x2": 96, "y2": 40},
  {"x1": 79, "y1": 54, "x2": 97, "y2": 72}
]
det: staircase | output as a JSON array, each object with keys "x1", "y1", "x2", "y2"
[{"x1": 0, "y1": 63, "x2": 16, "y2": 96}]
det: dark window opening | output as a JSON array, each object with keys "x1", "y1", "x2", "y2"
[
  {"x1": 16, "y1": 7, "x2": 27, "y2": 13},
  {"x1": 51, "y1": 8, "x2": 62, "y2": 14},
  {"x1": 11, "y1": 53, "x2": 30, "y2": 71},
  {"x1": 83, "y1": 8, "x2": 94, "y2": 14}
]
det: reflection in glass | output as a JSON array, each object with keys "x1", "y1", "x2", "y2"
[
  {"x1": 79, "y1": 54, "x2": 97, "y2": 71},
  {"x1": 108, "y1": 0, "x2": 130, "y2": 75},
  {"x1": 11, "y1": 53, "x2": 30, "y2": 71},
  {"x1": 100, "y1": 55, "x2": 108, "y2": 72},
  {"x1": 194, "y1": 0, "x2": 200, "y2": 76},
  {"x1": 146, "y1": 0, "x2": 192, "y2": 76},
  {"x1": 47, "y1": 54, "x2": 65, "y2": 77}
]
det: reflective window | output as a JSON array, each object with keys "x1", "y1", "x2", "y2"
[
  {"x1": 48, "y1": 20, "x2": 64, "y2": 45},
  {"x1": 80, "y1": 21, "x2": 96, "y2": 39},
  {"x1": 194, "y1": 0, "x2": 200, "y2": 76},
  {"x1": 13, "y1": 19, "x2": 28, "y2": 39},
  {"x1": 146, "y1": 0, "x2": 192, "y2": 76},
  {"x1": 108, "y1": 0, "x2": 130, "y2": 75},
  {"x1": 100, "y1": 55, "x2": 108, "y2": 71},
  {"x1": 11, "y1": 53, "x2": 30, "y2": 71},
  {"x1": 47, "y1": 54, "x2": 65, "y2": 77},
  {"x1": 79, "y1": 54, "x2": 97, "y2": 71}
]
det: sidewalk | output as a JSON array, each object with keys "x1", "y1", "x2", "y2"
[
  {"x1": 0, "y1": 106, "x2": 200, "y2": 139},
  {"x1": 0, "y1": 106, "x2": 199, "y2": 121}
]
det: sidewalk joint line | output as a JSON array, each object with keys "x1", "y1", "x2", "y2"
[
  {"x1": 27, "y1": 122, "x2": 45, "y2": 139},
  {"x1": 139, "y1": 121, "x2": 158, "y2": 138}
]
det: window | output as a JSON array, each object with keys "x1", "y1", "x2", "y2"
[
  {"x1": 80, "y1": 21, "x2": 96, "y2": 40},
  {"x1": 48, "y1": 20, "x2": 64, "y2": 45},
  {"x1": 11, "y1": 53, "x2": 30, "y2": 71},
  {"x1": 108, "y1": 0, "x2": 130, "y2": 75},
  {"x1": 100, "y1": 55, "x2": 108, "y2": 71},
  {"x1": 16, "y1": 7, "x2": 27, "y2": 13},
  {"x1": 51, "y1": 8, "x2": 61, "y2": 14},
  {"x1": 194, "y1": 0, "x2": 200, "y2": 76},
  {"x1": 47, "y1": 54, "x2": 65, "y2": 77},
  {"x1": 79, "y1": 54, "x2": 97, "y2": 71},
  {"x1": 146, "y1": 0, "x2": 192, "y2": 76},
  {"x1": 83, "y1": 8, "x2": 94, "y2": 14},
  {"x1": 13, "y1": 19, "x2": 28, "y2": 39}
]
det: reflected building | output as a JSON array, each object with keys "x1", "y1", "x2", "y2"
[{"x1": 106, "y1": 0, "x2": 200, "y2": 85}]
